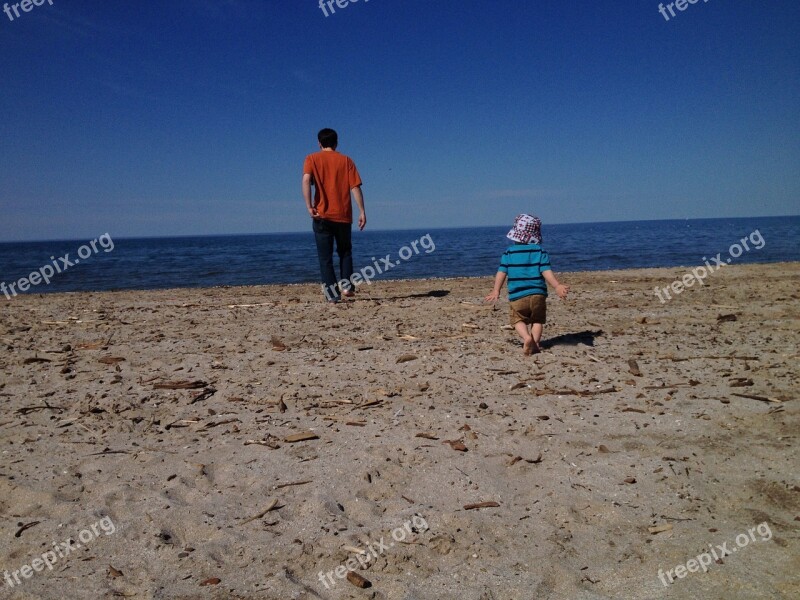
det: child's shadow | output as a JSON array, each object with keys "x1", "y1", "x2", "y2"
[{"x1": 540, "y1": 329, "x2": 603, "y2": 349}]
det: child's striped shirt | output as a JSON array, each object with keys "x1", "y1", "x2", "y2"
[{"x1": 499, "y1": 244, "x2": 552, "y2": 300}]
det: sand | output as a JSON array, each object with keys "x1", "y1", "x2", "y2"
[{"x1": 0, "y1": 263, "x2": 798, "y2": 600}]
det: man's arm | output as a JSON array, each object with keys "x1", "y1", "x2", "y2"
[
  {"x1": 352, "y1": 185, "x2": 366, "y2": 230},
  {"x1": 302, "y1": 174, "x2": 318, "y2": 219},
  {"x1": 542, "y1": 270, "x2": 569, "y2": 299}
]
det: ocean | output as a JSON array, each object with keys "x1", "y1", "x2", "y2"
[{"x1": 0, "y1": 216, "x2": 798, "y2": 296}]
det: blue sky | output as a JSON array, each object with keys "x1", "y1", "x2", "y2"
[{"x1": 1, "y1": 0, "x2": 798, "y2": 241}]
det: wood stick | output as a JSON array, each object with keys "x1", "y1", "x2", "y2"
[{"x1": 240, "y1": 499, "x2": 279, "y2": 525}]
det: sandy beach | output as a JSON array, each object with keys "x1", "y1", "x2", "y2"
[{"x1": 0, "y1": 262, "x2": 798, "y2": 600}]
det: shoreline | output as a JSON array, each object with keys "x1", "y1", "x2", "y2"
[
  {"x1": 0, "y1": 262, "x2": 797, "y2": 599},
  {"x1": 3, "y1": 260, "x2": 799, "y2": 300}
]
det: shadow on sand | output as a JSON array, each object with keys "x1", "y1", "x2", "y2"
[
  {"x1": 374, "y1": 289, "x2": 451, "y2": 301},
  {"x1": 540, "y1": 329, "x2": 604, "y2": 349}
]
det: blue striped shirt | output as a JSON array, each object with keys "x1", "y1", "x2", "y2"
[{"x1": 498, "y1": 244, "x2": 552, "y2": 301}]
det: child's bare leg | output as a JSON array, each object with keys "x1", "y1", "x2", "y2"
[
  {"x1": 515, "y1": 322, "x2": 534, "y2": 355},
  {"x1": 532, "y1": 323, "x2": 543, "y2": 345}
]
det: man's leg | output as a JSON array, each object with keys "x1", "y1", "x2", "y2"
[
  {"x1": 332, "y1": 221, "x2": 354, "y2": 295},
  {"x1": 313, "y1": 219, "x2": 339, "y2": 301}
]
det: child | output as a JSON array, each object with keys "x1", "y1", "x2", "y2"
[{"x1": 485, "y1": 214, "x2": 569, "y2": 355}]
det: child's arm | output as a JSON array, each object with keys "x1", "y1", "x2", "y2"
[
  {"x1": 543, "y1": 270, "x2": 569, "y2": 299},
  {"x1": 484, "y1": 271, "x2": 507, "y2": 303}
]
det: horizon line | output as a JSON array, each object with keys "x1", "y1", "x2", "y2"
[{"x1": 1, "y1": 214, "x2": 798, "y2": 245}]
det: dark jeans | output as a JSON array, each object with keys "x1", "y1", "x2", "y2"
[{"x1": 313, "y1": 218, "x2": 353, "y2": 301}]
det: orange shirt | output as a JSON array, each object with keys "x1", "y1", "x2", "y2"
[{"x1": 303, "y1": 150, "x2": 362, "y2": 224}]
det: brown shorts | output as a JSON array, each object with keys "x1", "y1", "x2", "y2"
[{"x1": 509, "y1": 294, "x2": 547, "y2": 326}]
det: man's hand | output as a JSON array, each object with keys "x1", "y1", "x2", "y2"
[
  {"x1": 307, "y1": 205, "x2": 319, "y2": 219},
  {"x1": 358, "y1": 212, "x2": 366, "y2": 231},
  {"x1": 484, "y1": 290, "x2": 500, "y2": 303},
  {"x1": 555, "y1": 283, "x2": 570, "y2": 300}
]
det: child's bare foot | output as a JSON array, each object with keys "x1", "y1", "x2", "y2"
[{"x1": 523, "y1": 337, "x2": 535, "y2": 356}]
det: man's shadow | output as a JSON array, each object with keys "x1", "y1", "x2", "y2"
[
  {"x1": 539, "y1": 329, "x2": 603, "y2": 349},
  {"x1": 375, "y1": 289, "x2": 450, "y2": 301}
]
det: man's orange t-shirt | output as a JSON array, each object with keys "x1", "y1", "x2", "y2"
[{"x1": 303, "y1": 151, "x2": 362, "y2": 224}]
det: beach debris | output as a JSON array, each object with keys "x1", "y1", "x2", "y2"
[
  {"x1": 731, "y1": 392, "x2": 782, "y2": 404},
  {"x1": 623, "y1": 477, "x2": 637, "y2": 484},
  {"x1": 343, "y1": 545, "x2": 367, "y2": 555},
  {"x1": 479, "y1": 402, "x2": 489, "y2": 409},
  {"x1": 415, "y1": 432, "x2": 439, "y2": 440},
  {"x1": 200, "y1": 417, "x2": 239, "y2": 430},
  {"x1": 165, "y1": 419, "x2": 198, "y2": 430},
  {"x1": 98, "y1": 356, "x2": 125, "y2": 365},
  {"x1": 648, "y1": 523, "x2": 674, "y2": 535},
  {"x1": 621, "y1": 407, "x2": 646, "y2": 414},
  {"x1": 153, "y1": 380, "x2": 208, "y2": 390},
  {"x1": 23, "y1": 356, "x2": 51, "y2": 364},
  {"x1": 346, "y1": 571, "x2": 371, "y2": 588},
  {"x1": 76, "y1": 340, "x2": 106, "y2": 350},
  {"x1": 107, "y1": 565, "x2": 124, "y2": 578},
  {"x1": 244, "y1": 438, "x2": 281, "y2": 449},
  {"x1": 644, "y1": 381, "x2": 699, "y2": 389},
  {"x1": 396, "y1": 354, "x2": 418, "y2": 363},
  {"x1": 628, "y1": 359, "x2": 642, "y2": 377},
  {"x1": 598, "y1": 445, "x2": 611, "y2": 453},
  {"x1": 284, "y1": 431, "x2": 319, "y2": 443},
  {"x1": 662, "y1": 354, "x2": 758, "y2": 362},
  {"x1": 717, "y1": 313, "x2": 738, "y2": 322},
  {"x1": 533, "y1": 386, "x2": 617, "y2": 397},
  {"x1": 228, "y1": 302, "x2": 271, "y2": 308},
  {"x1": 271, "y1": 336, "x2": 288, "y2": 351},
  {"x1": 199, "y1": 577, "x2": 221, "y2": 586},
  {"x1": 510, "y1": 382, "x2": 529, "y2": 390},
  {"x1": 190, "y1": 387, "x2": 217, "y2": 404},
  {"x1": 278, "y1": 397, "x2": 287, "y2": 412},
  {"x1": 402, "y1": 495, "x2": 415, "y2": 504},
  {"x1": 351, "y1": 399, "x2": 383, "y2": 411},
  {"x1": 398, "y1": 334, "x2": 419, "y2": 341},
  {"x1": 17, "y1": 403, "x2": 65, "y2": 415},
  {"x1": 636, "y1": 316, "x2": 647, "y2": 324},
  {"x1": 240, "y1": 498, "x2": 280, "y2": 526},
  {"x1": 508, "y1": 453, "x2": 542, "y2": 466},
  {"x1": 87, "y1": 448, "x2": 130, "y2": 456},
  {"x1": 357, "y1": 345, "x2": 374, "y2": 351},
  {"x1": 274, "y1": 480, "x2": 311, "y2": 490},
  {"x1": 14, "y1": 521, "x2": 41, "y2": 538},
  {"x1": 729, "y1": 378, "x2": 754, "y2": 388},
  {"x1": 462, "y1": 323, "x2": 480, "y2": 329},
  {"x1": 464, "y1": 501, "x2": 500, "y2": 510},
  {"x1": 443, "y1": 439, "x2": 468, "y2": 452}
]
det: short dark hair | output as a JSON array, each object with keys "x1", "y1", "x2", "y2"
[{"x1": 318, "y1": 128, "x2": 338, "y2": 149}]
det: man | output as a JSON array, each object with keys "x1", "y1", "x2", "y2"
[{"x1": 302, "y1": 128, "x2": 366, "y2": 302}]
